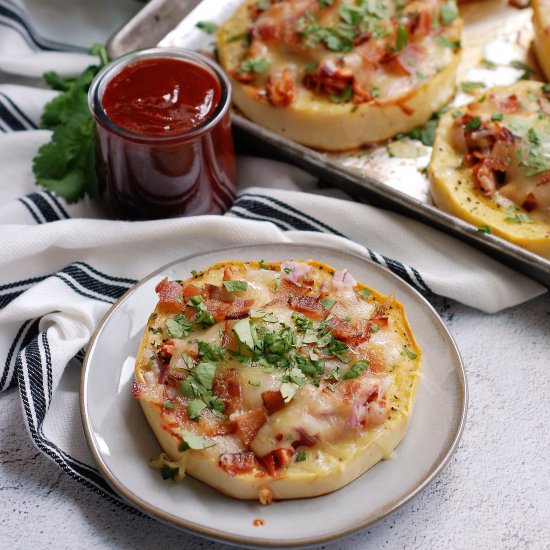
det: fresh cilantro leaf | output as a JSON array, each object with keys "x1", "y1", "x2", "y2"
[
  {"x1": 233, "y1": 318, "x2": 255, "y2": 350},
  {"x1": 510, "y1": 60, "x2": 534, "y2": 80},
  {"x1": 33, "y1": 44, "x2": 108, "y2": 203},
  {"x1": 166, "y1": 313, "x2": 193, "y2": 339},
  {"x1": 238, "y1": 58, "x2": 271, "y2": 73},
  {"x1": 491, "y1": 113, "x2": 504, "y2": 122},
  {"x1": 258, "y1": 259, "x2": 270, "y2": 270},
  {"x1": 321, "y1": 298, "x2": 335, "y2": 310},
  {"x1": 187, "y1": 399, "x2": 207, "y2": 421},
  {"x1": 464, "y1": 116, "x2": 482, "y2": 132},
  {"x1": 196, "y1": 21, "x2": 218, "y2": 34},
  {"x1": 295, "y1": 450, "x2": 307, "y2": 462},
  {"x1": 440, "y1": 2, "x2": 458, "y2": 26},
  {"x1": 222, "y1": 280, "x2": 248, "y2": 292},
  {"x1": 160, "y1": 465, "x2": 179, "y2": 480},
  {"x1": 394, "y1": 24, "x2": 408, "y2": 52},
  {"x1": 404, "y1": 346, "x2": 418, "y2": 360},
  {"x1": 358, "y1": 288, "x2": 371, "y2": 300},
  {"x1": 478, "y1": 225, "x2": 491, "y2": 234},
  {"x1": 369, "y1": 324, "x2": 380, "y2": 333},
  {"x1": 163, "y1": 401, "x2": 175, "y2": 410},
  {"x1": 460, "y1": 81, "x2": 485, "y2": 93},
  {"x1": 505, "y1": 212, "x2": 533, "y2": 224},
  {"x1": 330, "y1": 85, "x2": 353, "y2": 104},
  {"x1": 342, "y1": 360, "x2": 370, "y2": 380},
  {"x1": 198, "y1": 341, "x2": 225, "y2": 361},
  {"x1": 180, "y1": 430, "x2": 216, "y2": 451},
  {"x1": 436, "y1": 36, "x2": 460, "y2": 49}
]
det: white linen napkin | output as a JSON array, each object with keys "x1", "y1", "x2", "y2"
[{"x1": 0, "y1": 0, "x2": 546, "y2": 514}]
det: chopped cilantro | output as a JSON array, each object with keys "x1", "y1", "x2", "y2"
[
  {"x1": 505, "y1": 211, "x2": 533, "y2": 224},
  {"x1": 435, "y1": 36, "x2": 460, "y2": 49},
  {"x1": 491, "y1": 113, "x2": 504, "y2": 122},
  {"x1": 464, "y1": 116, "x2": 482, "y2": 132},
  {"x1": 342, "y1": 360, "x2": 370, "y2": 379},
  {"x1": 179, "y1": 430, "x2": 216, "y2": 451},
  {"x1": 238, "y1": 58, "x2": 271, "y2": 73},
  {"x1": 166, "y1": 313, "x2": 193, "y2": 339},
  {"x1": 233, "y1": 318, "x2": 255, "y2": 350},
  {"x1": 460, "y1": 81, "x2": 485, "y2": 93},
  {"x1": 478, "y1": 225, "x2": 492, "y2": 234},
  {"x1": 160, "y1": 465, "x2": 179, "y2": 480},
  {"x1": 295, "y1": 450, "x2": 307, "y2": 462},
  {"x1": 369, "y1": 324, "x2": 380, "y2": 333},
  {"x1": 187, "y1": 295, "x2": 215, "y2": 328},
  {"x1": 258, "y1": 259, "x2": 270, "y2": 270},
  {"x1": 404, "y1": 346, "x2": 418, "y2": 360},
  {"x1": 510, "y1": 60, "x2": 533, "y2": 80},
  {"x1": 330, "y1": 85, "x2": 353, "y2": 104},
  {"x1": 394, "y1": 24, "x2": 408, "y2": 52},
  {"x1": 222, "y1": 280, "x2": 248, "y2": 292},
  {"x1": 358, "y1": 288, "x2": 371, "y2": 300},
  {"x1": 440, "y1": 2, "x2": 458, "y2": 26},
  {"x1": 187, "y1": 399, "x2": 207, "y2": 421},
  {"x1": 195, "y1": 21, "x2": 218, "y2": 34},
  {"x1": 321, "y1": 298, "x2": 336, "y2": 310},
  {"x1": 163, "y1": 401, "x2": 175, "y2": 410}
]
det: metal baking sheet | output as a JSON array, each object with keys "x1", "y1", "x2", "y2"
[{"x1": 107, "y1": 0, "x2": 550, "y2": 287}]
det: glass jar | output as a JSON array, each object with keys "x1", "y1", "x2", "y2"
[{"x1": 88, "y1": 48, "x2": 237, "y2": 220}]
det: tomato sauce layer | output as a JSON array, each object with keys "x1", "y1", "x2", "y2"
[{"x1": 102, "y1": 58, "x2": 222, "y2": 136}]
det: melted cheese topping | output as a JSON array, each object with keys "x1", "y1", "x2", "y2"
[
  {"x1": 449, "y1": 83, "x2": 550, "y2": 221},
  {"x1": 135, "y1": 260, "x2": 421, "y2": 481},
  {"x1": 223, "y1": 0, "x2": 460, "y2": 105}
]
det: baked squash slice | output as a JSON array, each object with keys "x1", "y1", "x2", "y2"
[
  {"x1": 533, "y1": 0, "x2": 550, "y2": 82},
  {"x1": 216, "y1": 0, "x2": 462, "y2": 151},
  {"x1": 429, "y1": 81, "x2": 550, "y2": 258},
  {"x1": 134, "y1": 260, "x2": 421, "y2": 502}
]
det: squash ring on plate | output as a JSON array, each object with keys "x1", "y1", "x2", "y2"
[
  {"x1": 134, "y1": 259, "x2": 421, "y2": 502},
  {"x1": 429, "y1": 81, "x2": 550, "y2": 258},
  {"x1": 216, "y1": 0, "x2": 462, "y2": 151},
  {"x1": 533, "y1": 0, "x2": 550, "y2": 82}
]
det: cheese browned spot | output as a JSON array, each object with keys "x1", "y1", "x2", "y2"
[
  {"x1": 134, "y1": 259, "x2": 421, "y2": 502},
  {"x1": 429, "y1": 80, "x2": 550, "y2": 259},
  {"x1": 216, "y1": 0, "x2": 462, "y2": 150}
]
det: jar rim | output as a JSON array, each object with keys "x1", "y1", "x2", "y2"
[{"x1": 88, "y1": 47, "x2": 232, "y2": 144}]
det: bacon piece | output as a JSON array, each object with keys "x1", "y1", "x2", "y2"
[
  {"x1": 213, "y1": 368, "x2": 242, "y2": 414},
  {"x1": 266, "y1": 67, "x2": 296, "y2": 107},
  {"x1": 329, "y1": 379, "x2": 361, "y2": 402},
  {"x1": 155, "y1": 279, "x2": 184, "y2": 313},
  {"x1": 219, "y1": 452, "x2": 258, "y2": 476},
  {"x1": 221, "y1": 321, "x2": 239, "y2": 351},
  {"x1": 132, "y1": 380, "x2": 146, "y2": 399},
  {"x1": 226, "y1": 298, "x2": 255, "y2": 320},
  {"x1": 326, "y1": 317, "x2": 370, "y2": 346},
  {"x1": 261, "y1": 448, "x2": 294, "y2": 476},
  {"x1": 234, "y1": 408, "x2": 268, "y2": 445},
  {"x1": 492, "y1": 93, "x2": 522, "y2": 114},
  {"x1": 392, "y1": 43, "x2": 426, "y2": 76},
  {"x1": 473, "y1": 161, "x2": 497, "y2": 196},
  {"x1": 161, "y1": 340, "x2": 176, "y2": 357},
  {"x1": 262, "y1": 390, "x2": 286, "y2": 415},
  {"x1": 521, "y1": 193, "x2": 538, "y2": 211},
  {"x1": 288, "y1": 294, "x2": 326, "y2": 320}
]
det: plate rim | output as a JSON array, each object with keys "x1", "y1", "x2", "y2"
[{"x1": 80, "y1": 242, "x2": 468, "y2": 548}]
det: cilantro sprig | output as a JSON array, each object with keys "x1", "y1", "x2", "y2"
[{"x1": 33, "y1": 43, "x2": 108, "y2": 203}]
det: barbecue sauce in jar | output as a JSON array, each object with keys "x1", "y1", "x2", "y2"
[{"x1": 89, "y1": 48, "x2": 236, "y2": 220}]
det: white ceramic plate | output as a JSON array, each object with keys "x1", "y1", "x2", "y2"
[{"x1": 81, "y1": 243, "x2": 467, "y2": 548}]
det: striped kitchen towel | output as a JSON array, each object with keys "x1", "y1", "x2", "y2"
[{"x1": 0, "y1": 0, "x2": 545, "y2": 514}]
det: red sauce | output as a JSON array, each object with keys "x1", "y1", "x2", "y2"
[
  {"x1": 92, "y1": 53, "x2": 237, "y2": 220},
  {"x1": 102, "y1": 58, "x2": 222, "y2": 137}
]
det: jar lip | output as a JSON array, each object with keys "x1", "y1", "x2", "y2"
[{"x1": 88, "y1": 47, "x2": 232, "y2": 143}]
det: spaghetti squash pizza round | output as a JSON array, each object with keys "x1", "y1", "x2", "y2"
[
  {"x1": 533, "y1": 0, "x2": 550, "y2": 82},
  {"x1": 429, "y1": 81, "x2": 550, "y2": 258},
  {"x1": 216, "y1": 0, "x2": 462, "y2": 150},
  {"x1": 133, "y1": 259, "x2": 421, "y2": 502}
]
